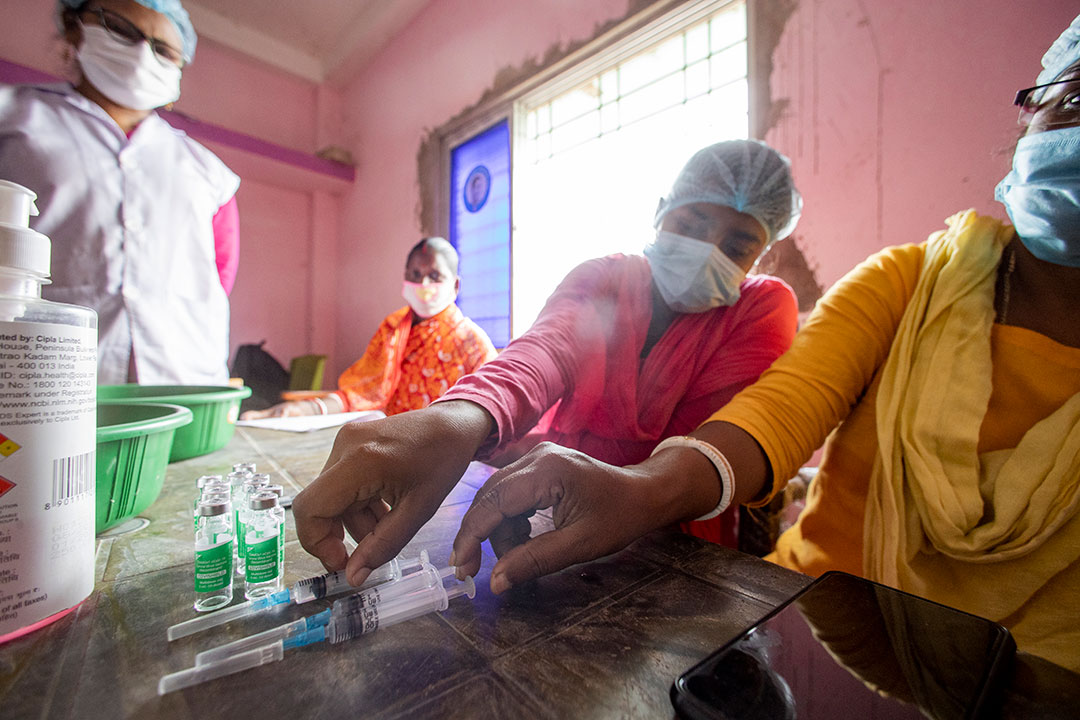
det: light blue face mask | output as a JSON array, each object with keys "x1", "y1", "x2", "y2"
[
  {"x1": 995, "y1": 125, "x2": 1080, "y2": 267},
  {"x1": 643, "y1": 231, "x2": 746, "y2": 313}
]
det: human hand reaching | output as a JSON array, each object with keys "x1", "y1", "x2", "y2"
[
  {"x1": 292, "y1": 401, "x2": 493, "y2": 585},
  {"x1": 451, "y1": 441, "x2": 719, "y2": 594}
]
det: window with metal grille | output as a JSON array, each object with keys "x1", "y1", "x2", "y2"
[{"x1": 446, "y1": 0, "x2": 749, "y2": 341}]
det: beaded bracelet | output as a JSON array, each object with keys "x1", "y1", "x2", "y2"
[{"x1": 650, "y1": 435, "x2": 734, "y2": 521}]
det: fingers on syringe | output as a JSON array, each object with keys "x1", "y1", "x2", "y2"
[{"x1": 344, "y1": 508, "x2": 421, "y2": 586}]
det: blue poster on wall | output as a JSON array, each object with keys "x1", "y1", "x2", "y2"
[{"x1": 449, "y1": 120, "x2": 511, "y2": 348}]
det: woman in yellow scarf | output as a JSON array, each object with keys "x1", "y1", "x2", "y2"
[{"x1": 449, "y1": 16, "x2": 1080, "y2": 672}]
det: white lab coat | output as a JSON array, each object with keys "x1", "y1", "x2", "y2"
[{"x1": 0, "y1": 83, "x2": 239, "y2": 385}]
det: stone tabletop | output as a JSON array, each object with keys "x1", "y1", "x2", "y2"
[{"x1": 2, "y1": 425, "x2": 1077, "y2": 719}]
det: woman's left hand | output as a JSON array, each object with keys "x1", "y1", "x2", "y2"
[{"x1": 451, "y1": 442, "x2": 698, "y2": 594}]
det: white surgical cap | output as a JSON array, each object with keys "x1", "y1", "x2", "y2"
[
  {"x1": 654, "y1": 139, "x2": 802, "y2": 245},
  {"x1": 59, "y1": 0, "x2": 197, "y2": 62},
  {"x1": 1038, "y1": 14, "x2": 1080, "y2": 85}
]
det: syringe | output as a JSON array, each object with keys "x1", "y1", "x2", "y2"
[
  {"x1": 159, "y1": 641, "x2": 285, "y2": 695},
  {"x1": 331, "y1": 562, "x2": 454, "y2": 617},
  {"x1": 195, "y1": 563, "x2": 453, "y2": 665},
  {"x1": 158, "y1": 573, "x2": 476, "y2": 695},
  {"x1": 288, "y1": 573, "x2": 476, "y2": 648},
  {"x1": 167, "y1": 549, "x2": 429, "y2": 640},
  {"x1": 195, "y1": 609, "x2": 331, "y2": 666},
  {"x1": 289, "y1": 549, "x2": 430, "y2": 604}
]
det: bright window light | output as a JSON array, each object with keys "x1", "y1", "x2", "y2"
[{"x1": 512, "y1": 1, "x2": 748, "y2": 337}]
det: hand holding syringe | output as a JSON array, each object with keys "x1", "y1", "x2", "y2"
[
  {"x1": 166, "y1": 550, "x2": 430, "y2": 641},
  {"x1": 158, "y1": 569, "x2": 475, "y2": 695}
]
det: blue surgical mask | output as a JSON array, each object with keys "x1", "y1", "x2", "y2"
[
  {"x1": 995, "y1": 125, "x2": 1080, "y2": 267},
  {"x1": 643, "y1": 231, "x2": 746, "y2": 313}
]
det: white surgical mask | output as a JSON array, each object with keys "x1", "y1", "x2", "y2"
[
  {"x1": 402, "y1": 280, "x2": 456, "y2": 319},
  {"x1": 77, "y1": 25, "x2": 182, "y2": 111},
  {"x1": 643, "y1": 230, "x2": 746, "y2": 313}
]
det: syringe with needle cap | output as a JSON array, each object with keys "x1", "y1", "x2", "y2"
[
  {"x1": 194, "y1": 562, "x2": 454, "y2": 666},
  {"x1": 166, "y1": 549, "x2": 429, "y2": 641},
  {"x1": 157, "y1": 573, "x2": 475, "y2": 695}
]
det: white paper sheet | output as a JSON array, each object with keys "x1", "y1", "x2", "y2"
[{"x1": 236, "y1": 410, "x2": 386, "y2": 433}]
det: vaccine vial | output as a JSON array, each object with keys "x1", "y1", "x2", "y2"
[
  {"x1": 226, "y1": 471, "x2": 249, "y2": 560},
  {"x1": 235, "y1": 473, "x2": 271, "y2": 576},
  {"x1": 197, "y1": 474, "x2": 224, "y2": 489},
  {"x1": 264, "y1": 485, "x2": 286, "y2": 570},
  {"x1": 194, "y1": 498, "x2": 235, "y2": 612},
  {"x1": 193, "y1": 476, "x2": 228, "y2": 529},
  {"x1": 244, "y1": 491, "x2": 284, "y2": 600},
  {"x1": 233, "y1": 462, "x2": 257, "y2": 476}
]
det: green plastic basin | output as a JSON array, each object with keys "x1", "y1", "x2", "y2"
[
  {"x1": 96, "y1": 402, "x2": 193, "y2": 533},
  {"x1": 97, "y1": 385, "x2": 252, "y2": 461}
]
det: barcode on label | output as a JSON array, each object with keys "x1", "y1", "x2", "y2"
[{"x1": 52, "y1": 451, "x2": 94, "y2": 504}]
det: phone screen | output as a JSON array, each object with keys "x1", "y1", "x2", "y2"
[{"x1": 671, "y1": 571, "x2": 1015, "y2": 720}]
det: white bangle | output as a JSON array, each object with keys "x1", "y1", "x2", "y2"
[
  {"x1": 651, "y1": 435, "x2": 734, "y2": 521},
  {"x1": 310, "y1": 397, "x2": 328, "y2": 415}
]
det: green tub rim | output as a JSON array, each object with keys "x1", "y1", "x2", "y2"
[
  {"x1": 96, "y1": 402, "x2": 193, "y2": 442},
  {"x1": 97, "y1": 384, "x2": 252, "y2": 406}
]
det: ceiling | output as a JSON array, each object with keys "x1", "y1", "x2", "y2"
[{"x1": 184, "y1": 0, "x2": 434, "y2": 87}]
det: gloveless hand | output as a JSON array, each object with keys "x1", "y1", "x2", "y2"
[
  {"x1": 292, "y1": 401, "x2": 492, "y2": 585},
  {"x1": 451, "y1": 441, "x2": 718, "y2": 593}
]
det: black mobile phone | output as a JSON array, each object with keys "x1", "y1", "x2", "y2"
[{"x1": 671, "y1": 571, "x2": 1016, "y2": 720}]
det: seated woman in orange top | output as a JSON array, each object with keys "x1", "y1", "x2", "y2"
[{"x1": 244, "y1": 237, "x2": 497, "y2": 419}]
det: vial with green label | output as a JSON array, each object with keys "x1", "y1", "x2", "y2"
[
  {"x1": 244, "y1": 491, "x2": 284, "y2": 600},
  {"x1": 194, "y1": 498, "x2": 235, "y2": 612},
  {"x1": 264, "y1": 485, "x2": 287, "y2": 570},
  {"x1": 193, "y1": 476, "x2": 228, "y2": 530},
  {"x1": 235, "y1": 473, "x2": 271, "y2": 576}
]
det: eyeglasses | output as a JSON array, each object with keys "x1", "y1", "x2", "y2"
[
  {"x1": 80, "y1": 6, "x2": 187, "y2": 68},
  {"x1": 1014, "y1": 77, "x2": 1080, "y2": 128}
]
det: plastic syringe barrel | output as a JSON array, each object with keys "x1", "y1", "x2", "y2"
[
  {"x1": 287, "y1": 549, "x2": 430, "y2": 604},
  {"x1": 354, "y1": 549, "x2": 430, "y2": 591},
  {"x1": 166, "y1": 591, "x2": 288, "y2": 641},
  {"x1": 289, "y1": 570, "x2": 349, "y2": 604},
  {"x1": 157, "y1": 641, "x2": 284, "y2": 695},
  {"x1": 326, "y1": 575, "x2": 475, "y2": 644},
  {"x1": 331, "y1": 564, "x2": 452, "y2": 618},
  {"x1": 195, "y1": 609, "x2": 331, "y2": 666}
]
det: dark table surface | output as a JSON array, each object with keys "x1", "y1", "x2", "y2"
[{"x1": 2, "y1": 424, "x2": 1078, "y2": 719}]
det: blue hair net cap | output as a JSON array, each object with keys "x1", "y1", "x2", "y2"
[
  {"x1": 58, "y1": 0, "x2": 197, "y2": 63},
  {"x1": 653, "y1": 139, "x2": 802, "y2": 245},
  {"x1": 1037, "y1": 14, "x2": 1080, "y2": 85}
]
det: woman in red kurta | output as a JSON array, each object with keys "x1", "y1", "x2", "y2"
[
  {"x1": 291, "y1": 140, "x2": 806, "y2": 586},
  {"x1": 438, "y1": 253, "x2": 796, "y2": 545}
]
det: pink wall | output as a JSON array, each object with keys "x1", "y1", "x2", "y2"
[
  {"x1": 0, "y1": 1, "x2": 338, "y2": 377},
  {"x1": 331, "y1": 0, "x2": 1076, "y2": 381},
  {"x1": 332, "y1": 0, "x2": 633, "y2": 380},
  {"x1": 767, "y1": 0, "x2": 1077, "y2": 288}
]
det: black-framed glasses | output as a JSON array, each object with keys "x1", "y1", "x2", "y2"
[
  {"x1": 1013, "y1": 77, "x2": 1080, "y2": 128},
  {"x1": 80, "y1": 6, "x2": 187, "y2": 68}
]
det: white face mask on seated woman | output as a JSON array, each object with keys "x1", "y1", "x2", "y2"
[
  {"x1": 77, "y1": 24, "x2": 182, "y2": 111},
  {"x1": 402, "y1": 280, "x2": 456, "y2": 319},
  {"x1": 643, "y1": 230, "x2": 747, "y2": 312}
]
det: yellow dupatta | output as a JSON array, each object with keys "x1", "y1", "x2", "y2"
[{"x1": 864, "y1": 211, "x2": 1080, "y2": 646}]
